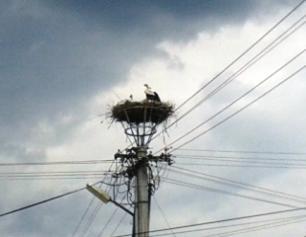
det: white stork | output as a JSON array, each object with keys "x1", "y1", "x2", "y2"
[{"x1": 144, "y1": 84, "x2": 161, "y2": 102}]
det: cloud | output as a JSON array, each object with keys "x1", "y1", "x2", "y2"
[
  {"x1": 0, "y1": 0, "x2": 294, "y2": 127},
  {"x1": 0, "y1": 0, "x2": 305, "y2": 236}
]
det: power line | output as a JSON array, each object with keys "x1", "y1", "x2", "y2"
[
  {"x1": 175, "y1": 148, "x2": 306, "y2": 155},
  {"x1": 0, "y1": 176, "x2": 109, "y2": 182},
  {"x1": 121, "y1": 0, "x2": 305, "y2": 151},
  {"x1": 80, "y1": 171, "x2": 129, "y2": 236},
  {"x1": 175, "y1": 161, "x2": 306, "y2": 168},
  {"x1": 152, "y1": 14, "x2": 305, "y2": 142},
  {"x1": 81, "y1": 181, "x2": 116, "y2": 237},
  {"x1": 172, "y1": 166, "x2": 306, "y2": 202},
  {"x1": 164, "y1": 51, "x2": 304, "y2": 152},
  {"x1": 81, "y1": 200, "x2": 104, "y2": 237},
  {"x1": 168, "y1": 166, "x2": 306, "y2": 204},
  {"x1": 71, "y1": 197, "x2": 96, "y2": 237},
  {"x1": 0, "y1": 180, "x2": 102, "y2": 218},
  {"x1": 0, "y1": 170, "x2": 112, "y2": 175},
  {"x1": 174, "y1": 154, "x2": 306, "y2": 162},
  {"x1": 111, "y1": 206, "x2": 306, "y2": 237},
  {"x1": 0, "y1": 172, "x2": 112, "y2": 180},
  {"x1": 109, "y1": 212, "x2": 128, "y2": 237},
  {"x1": 96, "y1": 194, "x2": 129, "y2": 237},
  {"x1": 199, "y1": 216, "x2": 306, "y2": 237},
  {"x1": 0, "y1": 159, "x2": 113, "y2": 167},
  {"x1": 174, "y1": 156, "x2": 306, "y2": 167},
  {"x1": 174, "y1": 162, "x2": 306, "y2": 169},
  {"x1": 153, "y1": 196, "x2": 177, "y2": 237},
  {"x1": 162, "y1": 177, "x2": 297, "y2": 208},
  {"x1": 92, "y1": 2, "x2": 304, "y2": 236},
  {"x1": 146, "y1": 214, "x2": 306, "y2": 237},
  {"x1": 71, "y1": 161, "x2": 116, "y2": 237},
  {"x1": 79, "y1": 161, "x2": 132, "y2": 237},
  {"x1": 170, "y1": 65, "x2": 305, "y2": 152},
  {"x1": 173, "y1": 0, "x2": 305, "y2": 112},
  {"x1": 96, "y1": 205, "x2": 119, "y2": 237},
  {"x1": 79, "y1": 180, "x2": 115, "y2": 236}
]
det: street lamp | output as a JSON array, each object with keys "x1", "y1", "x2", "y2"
[{"x1": 86, "y1": 184, "x2": 134, "y2": 216}]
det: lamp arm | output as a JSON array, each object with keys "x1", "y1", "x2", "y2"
[{"x1": 111, "y1": 199, "x2": 134, "y2": 216}]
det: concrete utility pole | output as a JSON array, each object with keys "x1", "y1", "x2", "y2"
[
  {"x1": 135, "y1": 147, "x2": 150, "y2": 237},
  {"x1": 102, "y1": 98, "x2": 174, "y2": 236}
]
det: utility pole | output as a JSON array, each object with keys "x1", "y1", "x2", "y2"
[
  {"x1": 87, "y1": 99, "x2": 174, "y2": 236},
  {"x1": 135, "y1": 147, "x2": 150, "y2": 237},
  {"x1": 112, "y1": 100, "x2": 174, "y2": 236}
]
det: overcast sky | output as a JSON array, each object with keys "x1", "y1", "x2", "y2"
[{"x1": 0, "y1": 0, "x2": 305, "y2": 236}]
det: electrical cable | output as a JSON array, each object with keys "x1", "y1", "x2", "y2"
[
  {"x1": 174, "y1": 162, "x2": 306, "y2": 169},
  {"x1": 71, "y1": 197, "x2": 96, "y2": 237},
  {"x1": 168, "y1": 166, "x2": 306, "y2": 204},
  {"x1": 145, "y1": 214, "x2": 306, "y2": 237},
  {"x1": 0, "y1": 180, "x2": 103, "y2": 218},
  {"x1": 109, "y1": 212, "x2": 128, "y2": 237},
  {"x1": 111, "y1": 206, "x2": 306, "y2": 237},
  {"x1": 175, "y1": 148, "x2": 306, "y2": 155},
  {"x1": 97, "y1": 207, "x2": 120, "y2": 237},
  {"x1": 0, "y1": 159, "x2": 113, "y2": 166},
  {"x1": 199, "y1": 215, "x2": 306, "y2": 237},
  {"x1": 81, "y1": 180, "x2": 117, "y2": 237},
  {"x1": 0, "y1": 177, "x2": 108, "y2": 181},
  {"x1": 97, "y1": 194, "x2": 129, "y2": 237},
  {"x1": 77, "y1": 1, "x2": 304, "y2": 235},
  {"x1": 172, "y1": 0, "x2": 305, "y2": 113},
  {"x1": 152, "y1": 15, "x2": 305, "y2": 142},
  {"x1": 71, "y1": 161, "x2": 116, "y2": 237},
  {"x1": 161, "y1": 51, "x2": 304, "y2": 153},
  {"x1": 174, "y1": 156, "x2": 306, "y2": 167},
  {"x1": 0, "y1": 170, "x2": 112, "y2": 175},
  {"x1": 162, "y1": 177, "x2": 298, "y2": 208},
  {"x1": 81, "y1": 181, "x2": 115, "y2": 237},
  {"x1": 0, "y1": 173, "x2": 111, "y2": 180},
  {"x1": 81, "y1": 200, "x2": 104, "y2": 237},
  {"x1": 169, "y1": 65, "x2": 305, "y2": 152},
  {"x1": 120, "y1": 0, "x2": 305, "y2": 151},
  {"x1": 153, "y1": 196, "x2": 177, "y2": 237},
  {"x1": 82, "y1": 171, "x2": 131, "y2": 236},
  {"x1": 174, "y1": 154, "x2": 306, "y2": 162}
]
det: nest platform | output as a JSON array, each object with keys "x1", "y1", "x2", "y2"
[{"x1": 111, "y1": 100, "x2": 174, "y2": 124}]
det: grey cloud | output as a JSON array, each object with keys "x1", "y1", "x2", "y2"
[
  {"x1": 45, "y1": 0, "x2": 294, "y2": 38},
  {"x1": 0, "y1": 0, "x2": 302, "y2": 236},
  {"x1": 0, "y1": 0, "x2": 293, "y2": 130}
]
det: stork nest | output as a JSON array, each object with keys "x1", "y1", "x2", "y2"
[{"x1": 111, "y1": 100, "x2": 174, "y2": 124}]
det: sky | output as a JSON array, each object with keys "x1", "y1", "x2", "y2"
[{"x1": 0, "y1": 0, "x2": 305, "y2": 236}]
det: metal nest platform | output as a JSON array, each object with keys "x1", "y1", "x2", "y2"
[
  {"x1": 111, "y1": 100, "x2": 174, "y2": 146},
  {"x1": 111, "y1": 100, "x2": 174, "y2": 125}
]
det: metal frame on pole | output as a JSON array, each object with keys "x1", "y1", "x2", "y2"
[{"x1": 109, "y1": 101, "x2": 174, "y2": 236}]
